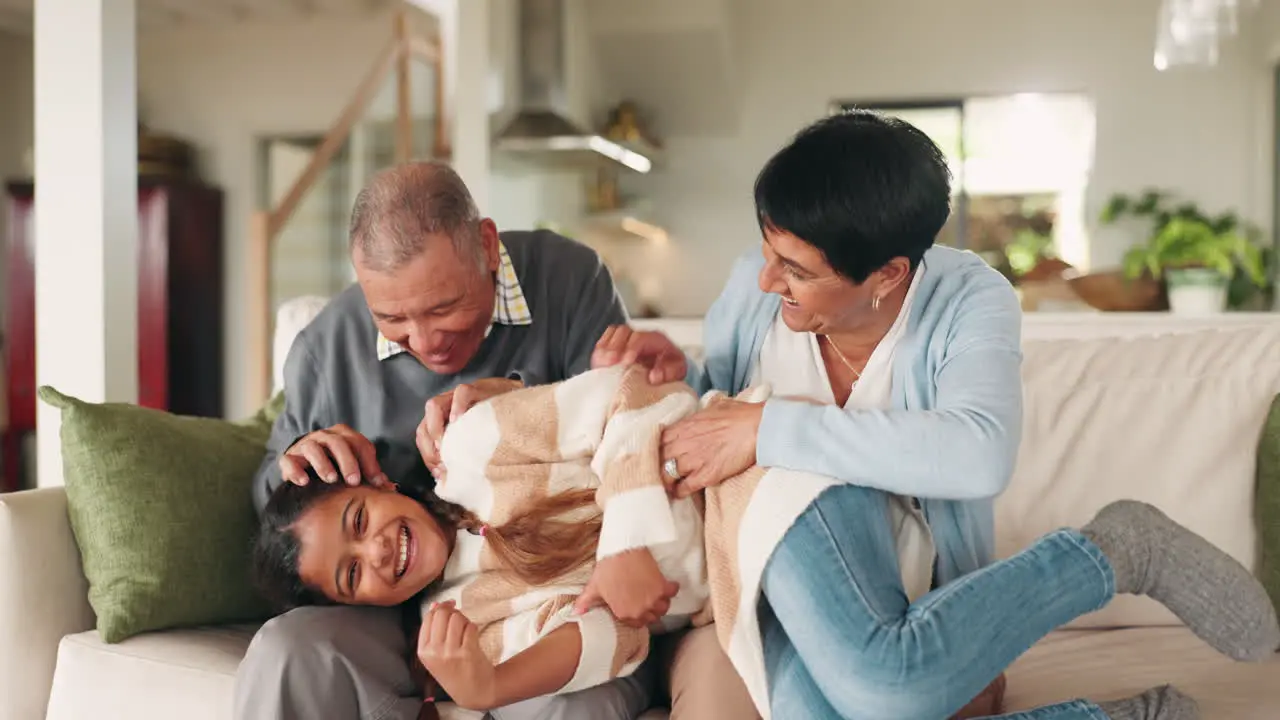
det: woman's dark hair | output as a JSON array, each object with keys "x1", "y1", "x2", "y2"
[
  {"x1": 250, "y1": 465, "x2": 603, "y2": 613},
  {"x1": 754, "y1": 108, "x2": 953, "y2": 283}
]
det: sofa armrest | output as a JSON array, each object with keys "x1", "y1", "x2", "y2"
[{"x1": 0, "y1": 488, "x2": 94, "y2": 720}]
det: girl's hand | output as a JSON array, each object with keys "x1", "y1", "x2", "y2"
[
  {"x1": 573, "y1": 548, "x2": 679, "y2": 627},
  {"x1": 417, "y1": 601, "x2": 498, "y2": 710}
]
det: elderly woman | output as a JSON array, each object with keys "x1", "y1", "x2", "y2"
[{"x1": 592, "y1": 110, "x2": 1279, "y2": 719}]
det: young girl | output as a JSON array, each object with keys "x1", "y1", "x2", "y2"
[
  {"x1": 253, "y1": 364, "x2": 1279, "y2": 719},
  {"x1": 253, "y1": 364, "x2": 712, "y2": 713}
]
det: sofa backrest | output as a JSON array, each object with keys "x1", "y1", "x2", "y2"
[{"x1": 999, "y1": 322, "x2": 1280, "y2": 628}]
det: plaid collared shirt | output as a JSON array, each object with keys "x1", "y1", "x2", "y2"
[{"x1": 375, "y1": 242, "x2": 532, "y2": 360}]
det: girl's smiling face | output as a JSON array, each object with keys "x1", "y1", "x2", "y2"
[{"x1": 292, "y1": 485, "x2": 452, "y2": 606}]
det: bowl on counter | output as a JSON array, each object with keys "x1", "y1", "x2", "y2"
[{"x1": 1064, "y1": 270, "x2": 1168, "y2": 312}]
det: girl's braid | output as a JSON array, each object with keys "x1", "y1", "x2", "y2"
[{"x1": 420, "y1": 488, "x2": 484, "y2": 534}]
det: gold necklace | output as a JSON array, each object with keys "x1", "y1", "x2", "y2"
[{"x1": 823, "y1": 335, "x2": 863, "y2": 384}]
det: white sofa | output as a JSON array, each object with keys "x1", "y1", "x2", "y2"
[{"x1": 3, "y1": 306, "x2": 1280, "y2": 720}]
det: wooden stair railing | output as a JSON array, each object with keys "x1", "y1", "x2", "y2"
[{"x1": 247, "y1": 4, "x2": 450, "y2": 409}]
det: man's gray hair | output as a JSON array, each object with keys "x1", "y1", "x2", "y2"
[{"x1": 348, "y1": 160, "x2": 484, "y2": 272}]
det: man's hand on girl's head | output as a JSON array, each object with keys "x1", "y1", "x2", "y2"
[{"x1": 279, "y1": 424, "x2": 389, "y2": 488}]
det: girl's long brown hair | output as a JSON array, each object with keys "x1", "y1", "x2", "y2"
[{"x1": 420, "y1": 487, "x2": 603, "y2": 586}]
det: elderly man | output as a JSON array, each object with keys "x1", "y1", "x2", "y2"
[{"x1": 235, "y1": 161, "x2": 756, "y2": 720}]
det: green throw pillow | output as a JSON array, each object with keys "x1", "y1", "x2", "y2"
[
  {"x1": 38, "y1": 387, "x2": 284, "y2": 643},
  {"x1": 1258, "y1": 393, "x2": 1280, "y2": 613}
]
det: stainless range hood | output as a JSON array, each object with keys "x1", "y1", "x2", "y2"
[{"x1": 494, "y1": 0, "x2": 659, "y2": 174}]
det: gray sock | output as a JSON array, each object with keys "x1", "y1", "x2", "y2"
[
  {"x1": 1081, "y1": 500, "x2": 1280, "y2": 662},
  {"x1": 1096, "y1": 685, "x2": 1199, "y2": 720}
]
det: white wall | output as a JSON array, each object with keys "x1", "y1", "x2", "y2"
[
  {"x1": 0, "y1": 30, "x2": 32, "y2": 322},
  {"x1": 600, "y1": 0, "x2": 1277, "y2": 317},
  {"x1": 0, "y1": 0, "x2": 1261, "y2": 417}
]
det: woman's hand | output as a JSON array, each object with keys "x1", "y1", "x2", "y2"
[
  {"x1": 417, "y1": 601, "x2": 498, "y2": 710},
  {"x1": 661, "y1": 399, "x2": 764, "y2": 498},
  {"x1": 591, "y1": 325, "x2": 687, "y2": 384},
  {"x1": 417, "y1": 378, "x2": 523, "y2": 475}
]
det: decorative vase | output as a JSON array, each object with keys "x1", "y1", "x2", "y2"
[{"x1": 1165, "y1": 267, "x2": 1227, "y2": 315}]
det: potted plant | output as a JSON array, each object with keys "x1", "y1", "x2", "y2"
[
  {"x1": 1006, "y1": 228, "x2": 1069, "y2": 280},
  {"x1": 1228, "y1": 243, "x2": 1276, "y2": 310},
  {"x1": 1102, "y1": 191, "x2": 1270, "y2": 314},
  {"x1": 1121, "y1": 218, "x2": 1266, "y2": 314}
]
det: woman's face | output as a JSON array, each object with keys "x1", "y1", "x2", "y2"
[
  {"x1": 292, "y1": 485, "x2": 452, "y2": 607},
  {"x1": 757, "y1": 226, "x2": 882, "y2": 335}
]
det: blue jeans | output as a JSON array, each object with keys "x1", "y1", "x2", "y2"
[{"x1": 761, "y1": 484, "x2": 1117, "y2": 720}]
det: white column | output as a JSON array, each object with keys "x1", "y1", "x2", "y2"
[
  {"x1": 33, "y1": 0, "x2": 138, "y2": 487},
  {"x1": 408, "y1": 0, "x2": 490, "y2": 208},
  {"x1": 450, "y1": 0, "x2": 490, "y2": 210}
]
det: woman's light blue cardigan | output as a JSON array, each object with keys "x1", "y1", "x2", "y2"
[{"x1": 685, "y1": 245, "x2": 1024, "y2": 583}]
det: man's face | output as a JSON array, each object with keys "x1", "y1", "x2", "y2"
[{"x1": 354, "y1": 220, "x2": 501, "y2": 375}]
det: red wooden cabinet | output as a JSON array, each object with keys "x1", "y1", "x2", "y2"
[{"x1": 2, "y1": 180, "x2": 224, "y2": 492}]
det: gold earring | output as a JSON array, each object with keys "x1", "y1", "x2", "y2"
[{"x1": 872, "y1": 295, "x2": 882, "y2": 311}]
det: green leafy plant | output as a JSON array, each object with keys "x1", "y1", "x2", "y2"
[
  {"x1": 1101, "y1": 189, "x2": 1233, "y2": 231},
  {"x1": 1229, "y1": 244, "x2": 1276, "y2": 309},
  {"x1": 1103, "y1": 190, "x2": 1269, "y2": 291},
  {"x1": 1005, "y1": 228, "x2": 1056, "y2": 277},
  {"x1": 1121, "y1": 217, "x2": 1266, "y2": 285}
]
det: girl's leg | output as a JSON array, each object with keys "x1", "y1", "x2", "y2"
[{"x1": 760, "y1": 486, "x2": 1275, "y2": 719}]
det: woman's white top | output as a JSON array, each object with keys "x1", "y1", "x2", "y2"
[{"x1": 750, "y1": 270, "x2": 936, "y2": 601}]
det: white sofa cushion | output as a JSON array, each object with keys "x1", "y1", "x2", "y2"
[
  {"x1": 42, "y1": 625, "x2": 664, "y2": 720},
  {"x1": 45, "y1": 626, "x2": 256, "y2": 720},
  {"x1": 1005, "y1": 627, "x2": 1280, "y2": 719},
  {"x1": 997, "y1": 325, "x2": 1280, "y2": 628}
]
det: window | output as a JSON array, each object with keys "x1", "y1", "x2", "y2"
[{"x1": 834, "y1": 93, "x2": 1096, "y2": 273}]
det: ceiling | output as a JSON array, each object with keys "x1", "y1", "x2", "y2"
[{"x1": 0, "y1": 0, "x2": 397, "y2": 35}]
